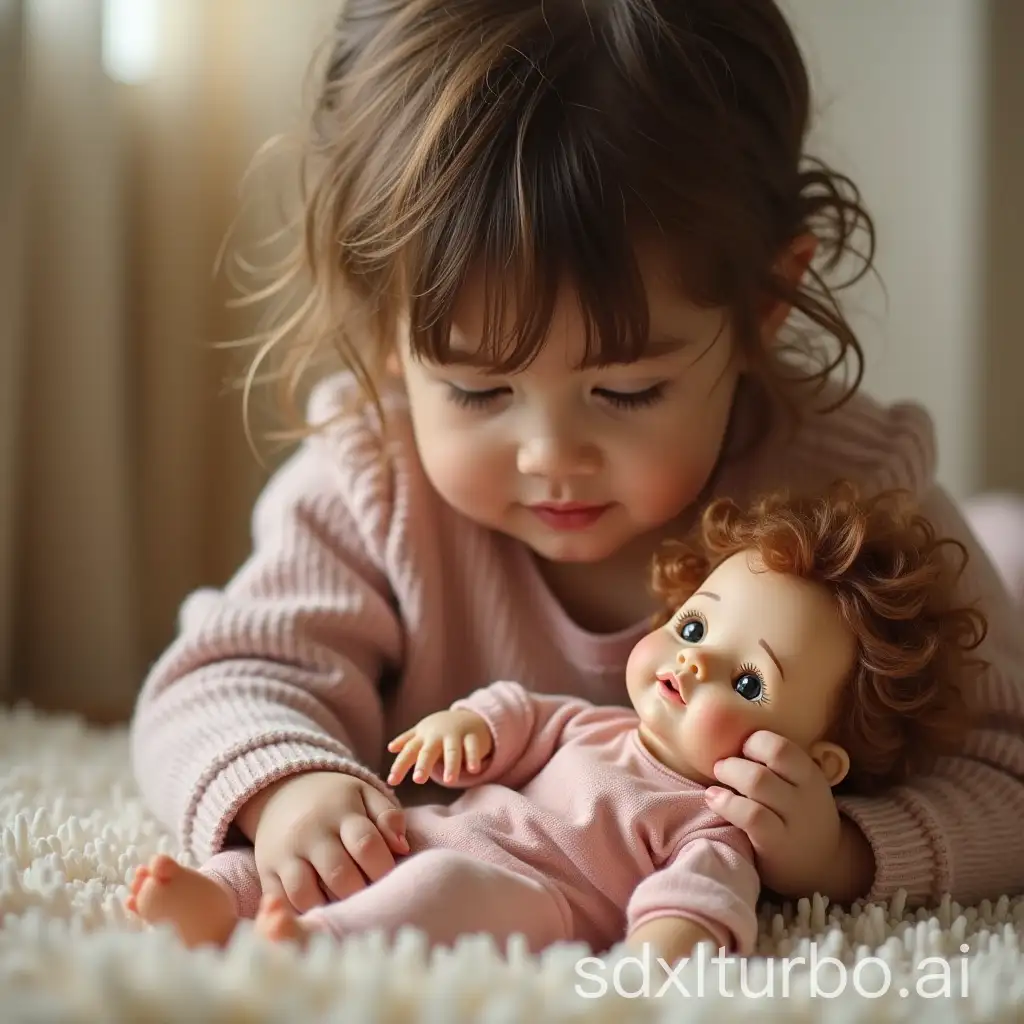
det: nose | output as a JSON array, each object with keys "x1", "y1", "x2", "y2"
[
  {"x1": 676, "y1": 648, "x2": 710, "y2": 682},
  {"x1": 517, "y1": 431, "x2": 599, "y2": 479}
]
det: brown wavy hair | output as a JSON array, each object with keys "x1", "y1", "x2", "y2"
[
  {"x1": 231, "y1": 0, "x2": 877, "y2": 446},
  {"x1": 649, "y1": 484, "x2": 987, "y2": 794}
]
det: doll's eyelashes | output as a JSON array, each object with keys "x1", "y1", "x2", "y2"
[{"x1": 673, "y1": 609, "x2": 706, "y2": 643}]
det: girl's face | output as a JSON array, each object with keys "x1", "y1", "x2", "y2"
[{"x1": 396, "y1": 255, "x2": 744, "y2": 565}]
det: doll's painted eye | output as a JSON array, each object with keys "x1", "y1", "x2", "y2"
[
  {"x1": 733, "y1": 670, "x2": 763, "y2": 701},
  {"x1": 679, "y1": 618, "x2": 704, "y2": 643}
]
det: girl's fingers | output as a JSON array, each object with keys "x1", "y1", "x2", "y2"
[
  {"x1": 705, "y1": 787, "x2": 785, "y2": 850},
  {"x1": 712, "y1": 757, "x2": 792, "y2": 821}
]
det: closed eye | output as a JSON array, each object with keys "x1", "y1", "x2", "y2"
[
  {"x1": 594, "y1": 382, "x2": 667, "y2": 410},
  {"x1": 445, "y1": 385, "x2": 509, "y2": 409}
]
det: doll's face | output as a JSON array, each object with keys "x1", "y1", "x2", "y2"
[{"x1": 625, "y1": 549, "x2": 857, "y2": 785}]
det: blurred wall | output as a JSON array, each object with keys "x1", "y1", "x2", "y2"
[
  {"x1": 0, "y1": 0, "x2": 26, "y2": 704},
  {"x1": 979, "y1": 1, "x2": 1024, "y2": 496},
  {"x1": 784, "y1": 0, "x2": 1024, "y2": 501}
]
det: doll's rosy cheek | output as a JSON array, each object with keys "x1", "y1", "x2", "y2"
[
  {"x1": 627, "y1": 630, "x2": 668, "y2": 675},
  {"x1": 693, "y1": 700, "x2": 751, "y2": 758}
]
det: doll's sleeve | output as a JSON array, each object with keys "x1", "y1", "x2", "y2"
[
  {"x1": 625, "y1": 824, "x2": 760, "y2": 955},
  {"x1": 436, "y1": 681, "x2": 594, "y2": 790},
  {"x1": 835, "y1": 482, "x2": 1024, "y2": 907}
]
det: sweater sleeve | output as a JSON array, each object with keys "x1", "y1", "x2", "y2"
[
  {"x1": 129, "y1": 398, "x2": 407, "y2": 863},
  {"x1": 436, "y1": 681, "x2": 593, "y2": 790},
  {"x1": 626, "y1": 824, "x2": 760, "y2": 955},
  {"x1": 836, "y1": 482, "x2": 1024, "y2": 906}
]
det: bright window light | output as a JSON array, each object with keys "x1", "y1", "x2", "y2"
[{"x1": 102, "y1": 0, "x2": 160, "y2": 84}]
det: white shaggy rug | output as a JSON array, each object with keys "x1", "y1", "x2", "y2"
[{"x1": 3, "y1": 704, "x2": 1024, "y2": 1022}]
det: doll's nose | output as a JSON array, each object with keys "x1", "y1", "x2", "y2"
[{"x1": 676, "y1": 648, "x2": 708, "y2": 682}]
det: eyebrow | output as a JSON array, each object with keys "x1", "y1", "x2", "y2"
[
  {"x1": 758, "y1": 639, "x2": 784, "y2": 680},
  {"x1": 442, "y1": 332, "x2": 696, "y2": 368},
  {"x1": 694, "y1": 590, "x2": 720, "y2": 600}
]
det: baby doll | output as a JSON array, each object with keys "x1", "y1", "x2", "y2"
[{"x1": 125, "y1": 484, "x2": 985, "y2": 965}]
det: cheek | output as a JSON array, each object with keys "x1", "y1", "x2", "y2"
[
  {"x1": 416, "y1": 419, "x2": 505, "y2": 509},
  {"x1": 627, "y1": 631, "x2": 667, "y2": 675},
  {"x1": 684, "y1": 696, "x2": 755, "y2": 764},
  {"x1": 616, "y1": 418, "x2": 725, "y2": 513}
]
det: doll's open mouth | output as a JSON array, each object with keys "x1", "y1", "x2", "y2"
[{"x1": 656, "y1": 672, "x2": 685, "y2": 705}]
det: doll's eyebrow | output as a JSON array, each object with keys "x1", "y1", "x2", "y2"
[
  {"x1": 759, "y1": 639, "x2": 784, "y2": 680},
  {"x1": 694, "y1": 590, "x2": 720, "y2": 600}
]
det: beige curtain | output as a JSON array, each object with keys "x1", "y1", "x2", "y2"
[
  {"x1": 0, "y1": 0, "x2": 26, "y2": 708},
  {"x1": 0, "y1": 0, "x2": 338, "y2": 722}
]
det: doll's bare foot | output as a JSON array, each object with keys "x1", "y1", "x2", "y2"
[
  {"x1": 254, "y1": 894, "x2": 315, "y2": 948},
  {"x1": 125, "y1": 853, "x2": 238, "y2": 948}
]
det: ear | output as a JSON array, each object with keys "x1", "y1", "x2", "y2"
[
  {"x1": 760, "y1": 233, "x2": 818, "y2": 339},
  {"x1": 808, "y1": 740, "x2": 850, "y2": 788}
]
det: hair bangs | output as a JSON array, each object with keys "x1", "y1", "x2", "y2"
[{"x1": 402, "y1": 46, "x2": 654, "y2": 374}]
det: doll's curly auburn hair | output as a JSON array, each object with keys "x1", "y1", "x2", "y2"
[{"x1": 650, "y1": 484, "x2": 988, "y2": 795}]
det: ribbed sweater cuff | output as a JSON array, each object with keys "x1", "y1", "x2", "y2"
[
  {"x1": 837, "y1": 792, "x2": 946, "y2": 905},
  {"x1": 187, "y1": 741, "x2": 398, "y2": 863}
]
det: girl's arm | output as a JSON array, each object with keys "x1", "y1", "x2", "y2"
[{"x1": 130, "y1": 392, "x2": 411, "y2": 865}]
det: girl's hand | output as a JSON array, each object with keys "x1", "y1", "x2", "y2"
[
  {"x1": 704, "y1": 731, "x2": 863, "y2": 899},
  {"x1": 241, "y1": 771, "x2": 408, "y2": 915},
  {"x1": 387, "y1": 710, "x2": 494, "y2": 785}
]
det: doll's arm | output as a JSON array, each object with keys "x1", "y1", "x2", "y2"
[
  {"x1": 625, "y1": 825, "x2": 761, "y2": 959},
  {"x1": 413, "y1": 681, "x2": 593, "y2": 790}
]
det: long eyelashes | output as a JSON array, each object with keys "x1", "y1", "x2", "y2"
[
  {"x1": 443, "y1": 382, "x2": 669, "y2": 411},
  {"x1": 445, "y1": 385, "x2": 507, "y2": 409},
  {"x1": 672, "y1": 608, "x2": 706, "y2": 637},
  {"x1": 595, "y1": 382, "x2": 667, "y2": 409}
]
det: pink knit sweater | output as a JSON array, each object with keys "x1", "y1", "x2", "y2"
[{"x1": 130, "y1": 372, "x2": 1024, "y2": 906}]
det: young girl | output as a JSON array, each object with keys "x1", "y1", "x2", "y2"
[{"x1": 129, "y1": 0, "x2": 1024, "y2": 923}]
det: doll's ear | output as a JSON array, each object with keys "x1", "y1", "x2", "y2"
[{"x1": 809, "y1": 740, "x2": 850, "y2": 788}]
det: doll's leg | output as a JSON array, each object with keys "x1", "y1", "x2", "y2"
[
  {"x1": 126, "y1": 848, "x2": 261, "y2": 948},
  {"x1": 257, "y1": 849, "x2": 570, "y2": 954}
]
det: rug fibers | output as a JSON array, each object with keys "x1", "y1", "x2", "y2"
[{"x1": 2, "y1": 704, "x2": 1024, "y2": 1022}]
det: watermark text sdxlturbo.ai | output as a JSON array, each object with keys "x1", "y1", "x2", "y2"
[{"x1": 575, "y1": 941, "x2": 972, "y2": 1000}]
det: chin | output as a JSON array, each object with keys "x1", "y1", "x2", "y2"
[{"x1": 520, "y1": 531, "x2": 628, "y2": 564}]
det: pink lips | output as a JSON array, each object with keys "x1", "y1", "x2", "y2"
[
  {"x1": 529, "y1": 502, "x2": 612, "y2": 531},
  {"x1": 656, "y1": 672, "x2": 686, "y2": 705}
]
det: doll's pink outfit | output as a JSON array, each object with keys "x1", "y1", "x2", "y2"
[{"x1": 200, "y1": 681, "x2": 761, "y2": 955}]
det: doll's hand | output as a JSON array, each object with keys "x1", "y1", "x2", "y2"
[
  {"x1": 705, "y1": 731, "x2": 872, "y2": 900},
  {"x1": 236, "y1": 771, "x2": 408, "y2": 915},
  {"x1": 386, "y1": 710, "x2": 494, "y2": 785}
]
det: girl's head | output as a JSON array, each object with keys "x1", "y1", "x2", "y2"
[
  {"x1": 247, "y1": 0, "x2": 874, "y2": 561},
  {"x1": 633, "y1": 485, "x2": 986, "y2": 794}
]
